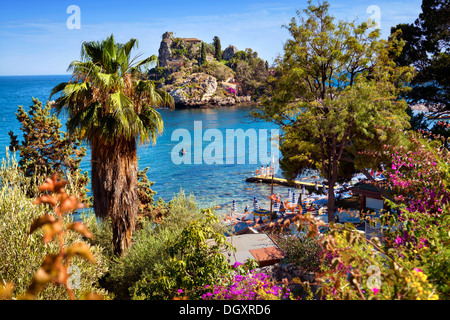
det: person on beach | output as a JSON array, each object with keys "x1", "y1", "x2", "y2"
[
  {"x1": 266, "y1": 165, "x2": 270, "y2": 178},
  {"x1": 260, "y1": 165, "x2": 265, "y2": 177}
]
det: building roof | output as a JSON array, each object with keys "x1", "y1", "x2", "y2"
[
  {"x1": 350, "y1": 181, "x2": 390, "y2": 200},
  {"x1": 180, "y1": 38, "x2": 202, "y2": 42}
]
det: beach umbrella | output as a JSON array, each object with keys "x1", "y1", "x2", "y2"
[
  {"x1": 302, "y1": 185, "x2": 306, "y2": 195},
  {"x1": 287, "y1": 188, "x2": 292, "y2": 201},
  {"x1": 253, "y1": 197, "x2": 259, "y2": 210},
  {"x1": 231, "y1": 200, "x2": 237, "y2": 213},
  {"x1": 273, "y1": 200, "x2": 279, "y2": 212},
  {"x1": 292, "y1": 192, "x2": 296, "y2": 205}
]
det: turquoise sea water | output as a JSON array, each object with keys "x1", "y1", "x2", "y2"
[{"x1": 0, "y1": 75, "x2": 310, "y2": 215}]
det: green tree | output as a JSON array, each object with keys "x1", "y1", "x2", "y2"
[
  {"x1": 50, "y1": 34, "x2": 174, "y2": 256},
  {"x1": 391, "y1": 0, "x2": 449, "y2": 116},
  {"x1": 253, "y1": 1, "x2": 413, "y2": 222},
  {"x1": 8, "y1": 98, "x2": 88, "y2": 199},
  {"x1": 213, "y1": 36, "x2": 222, "y2": 61},
  {"x1": 234, "y1": 57, "x2": 269, "y2": 97},
  {"x1": 200, "y1": 41, "x2": 207, "y2": 65},
  {"x1": 131, "y1": 209, "x2": 233, "y2": 300}
]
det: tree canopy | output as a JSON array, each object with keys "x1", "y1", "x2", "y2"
[
  {"x1": 9, "y1": 98, "x2": 88, "y2": 199},
  {"x1": 213, "y1": 36, "x2": 222, "y2": 61},
  {"x1": 391, "y1": 0, "x2": 449, "y2": 117},
  {"x1": 253, "y1": 1, "x2": 414, "y2": 222},
  {"x1": 50, "y1": 34, "x2": 173, "y2": 255},
  {"x1": 50, "y1": 35, "x2": 173, "y2": 147}
]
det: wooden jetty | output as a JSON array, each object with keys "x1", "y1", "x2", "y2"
[{"x1": 245, "y1": 175, "x2": 326, "y2": 189}]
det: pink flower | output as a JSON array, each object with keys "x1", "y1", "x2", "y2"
[
  {"x1": 371, "y1": 287, "x2": 379, "y2": 295},
  {"x1": 177, "y1": 289, "x2": 183, "y2": 294}
]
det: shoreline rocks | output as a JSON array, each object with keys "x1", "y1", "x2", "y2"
[{"x1": 166, "y1": 72, "x2": 255, "y2": 108}]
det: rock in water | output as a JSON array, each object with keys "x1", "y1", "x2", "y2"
[{"x1": 169, "y1": 73, "x2": 218, "y2": 107}]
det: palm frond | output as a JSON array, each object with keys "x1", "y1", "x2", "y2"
[
  {"x1": 81, "y1": 40, "x2": 103, "y2": 63},
  {"x1": 129, "y1": 55, "x2": 158, "y2": 74},
  {"x1": 50, "y1": 34, "x2": 171, "y2": 146},
  {"x1": 66, "y1": 102, "x2": 100, "y2": 137},
  {"x1": 138, "y1": 106, "x2": 164, "y2": 145},
  {"x1": 49, "y1": 82, "x2": 69, "y2": 100}
]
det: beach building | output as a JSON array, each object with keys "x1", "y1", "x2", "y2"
[
  {"x1": 350, "y1": 182, "x2": 387, "y2": 213},
  {"x1": 179, "y1": 38, "x2": 202, "y2": 45}
]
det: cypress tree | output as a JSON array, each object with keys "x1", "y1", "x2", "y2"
[
  {"x1": 213, "y1": 36, "x2": 222, "y2": 61},
  {"x1": 9, "y1": 98, "x2": 89, "y2": 199},
  {"x1": 200, "y1": 41, "x2": 207, "y2": 65}
]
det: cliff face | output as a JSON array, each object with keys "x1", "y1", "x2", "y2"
[
  {"x1": 158, "y1": 32, "x2": 174, "y2": 67},
  {"x1": 163, "y1": 72, "x2": 251, "y2": 108},
  {"x1": 222, "y1": 45, "x2": 238, "y2": 60},
  {"x1": 153, "y1": 31, "x2": 265, "y2": 108},
  {"x1": 170, "y1": 73, "x2": 217, "y2": 106}
]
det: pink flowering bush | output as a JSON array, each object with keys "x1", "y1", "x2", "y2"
[
  {"x1": 201, "y1": 262, "x2": 291, "y2": 300},
  {"x1": 227, "y1": 87, "x2": 237, "y2": 95},
  {"x1": 300, "y1": 128, "x2": 449, "y2": 300},
  {"x1": 380, "y1": 130, "x2": 450, "y2": 298}
]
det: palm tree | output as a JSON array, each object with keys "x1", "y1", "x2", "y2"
[{"x1": 50, "y1": 34, "x2": 174, "y2": 255}]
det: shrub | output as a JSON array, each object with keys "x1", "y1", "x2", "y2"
[
  {"x1": 8, "y1": 98, "x2": 88, "y2": 201},
  {"x1": 201, "y1": 262, "x2": 291, "y2": 300},
  {"x1": 276, "y1": 234, "x2": 323, "y2": 273},
  {"x1": 202, "y1": 60, "x2": 234, "y2": 82},
  {"x1": 0, "y1": 155, "x2": 110, "y2": 299},
  {"x1": 131, "y1": 209, "x2": 233, "y2": 300},
  {"x1": 105, "y1": 191, "x2": 227, "y2": 299},
  {"x1": 104, "y1": 224, "x2": 173, "y2": 299}
]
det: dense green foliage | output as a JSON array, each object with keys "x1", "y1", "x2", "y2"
[
  {"x1": 276, "y1": 234, "x2": 323, "y2": 273},
  {"x1": 50, "y1": 34, "x2": 174, "y2": 255},
  {"x1": 202, "y1": 60, "x2": 235, "y2": 82},
  {"x1": 391, "y1": 0, "x2": 449, "y2": 116},
  {"x1": 213, "y1": 36, "x2": 222, "y2": 61},
  {"x1": 200, "y1": 42, "x2": 207, "y2": 66},
  {"x1": 253, "y1": 0, "x2": 414, "y2": 222},
  {"x1": 132, "y1": 209, "x2": 232, "y2": 300},
  {"x1": 102, "y1": 191, "x2": 231, "y2": 300},
  {"x1": 8, "y1": 98, "x2": 88, "y2": 200},
  {"x1": 0, "y1": 155, "x2": 110, "y2": 299}
]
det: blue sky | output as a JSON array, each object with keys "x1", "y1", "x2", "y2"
[{"x1": 0, "y1": 0, "x2": 422, "y2": 75}]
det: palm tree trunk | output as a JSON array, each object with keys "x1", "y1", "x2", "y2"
[{"x1": 91, "y1": 138, "x2": 138, "y2": 256}]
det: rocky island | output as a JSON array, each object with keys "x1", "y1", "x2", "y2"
[{"x1": 150, "y1": 32, "x2": 271, "y2": 108}]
